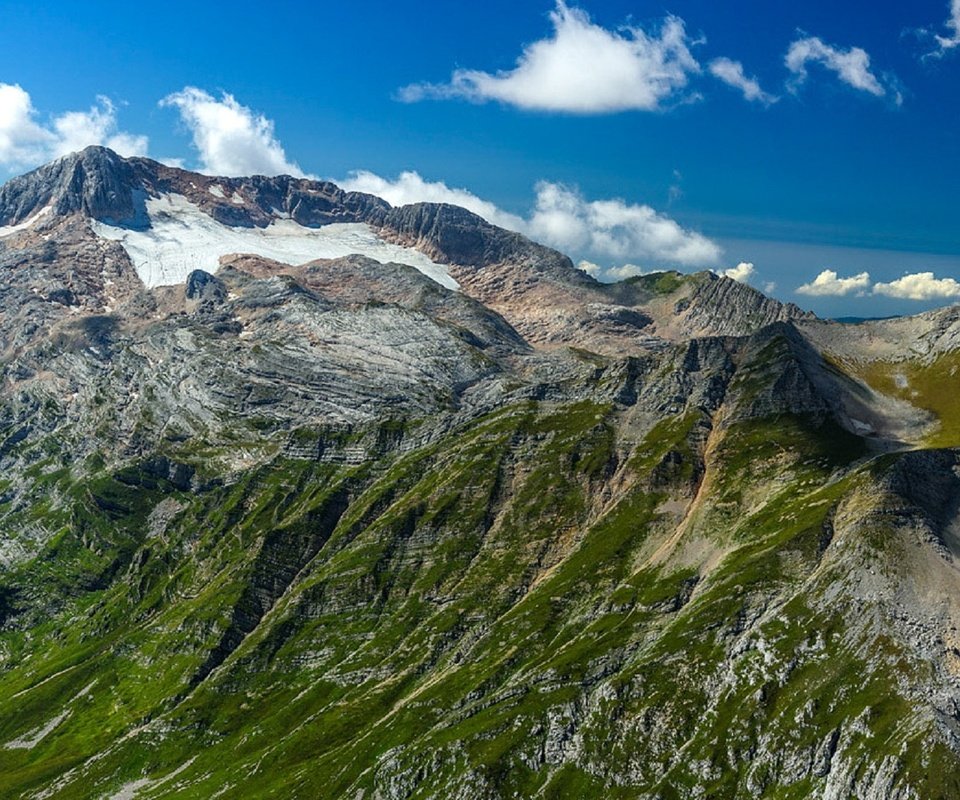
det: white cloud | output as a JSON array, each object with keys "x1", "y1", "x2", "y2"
[
  {"x1": 339, "y1": 170, "x2": 525, "y2": 231},
  {"x1": 51, "y1": 97, "x2": 148, "y2": 159},
  {"x1": 796, "y1": 269, "x2": 872, "y2": 296},
  {"x1": 796, "y1": 269, "x2": 960, "y2": 301},
  {"x1": 398, "y1": 2, "x2": 700, "y2": 113},
  {"x1": 0, "y1": 84, "x2": 147, "y2": 170},
  {"x1": 579, "y1": 261, "x2": 671, "y2": 281},
  {"x1": 873, "y1": 272, "x2": 960, "y2": 300},
  {"x1": 709, "y1": 58, "x2": 777, "y2": 104},
  {"x1": 0, "y1": 84, "x2": 54, "y2": 166},
  {"x1": 340, "y1": 170, "x2": 721, "y2": 268},
  {"x1": 924, "y1": 0, "x2": 960, "y2": 57},
  {"x1": 722, "y1": 262, "x2": 757, "y2": 283},
  {"x1": 577, "y1": 259, "x2": 604, "y2": 277},
  {"x1": 577, "y1": 260, "x2": 645, "y2": 280},
  {"x1": 785, "y1": 36, "x2": 888, "y2": 98},
  {"x1": 527, "y1": 181, "x2": 721, "y2": 265},
  {"x1": 161, "y1": 87, "x2": 307, "y2": 178},
  {"x1": 717, "y1": 262, "x2": 778, "y2": 295},
  {"x1": 605, "y1": 263, "x2": 647, "y2": 280}
]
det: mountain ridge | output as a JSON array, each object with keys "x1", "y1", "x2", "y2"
[
  {"x1": 1, "y1": 149, "x2": 959, "y2": 798},
  {"x1": 0, "y1": 146, "x2": 818, "y2": 359}
]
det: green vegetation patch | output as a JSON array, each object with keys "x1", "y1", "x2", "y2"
[{"x1": 849, "y1": 350, "x2": 960, "y2": 447}]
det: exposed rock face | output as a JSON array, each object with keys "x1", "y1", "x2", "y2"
[
  {"x1": 379, "y1": 201, "x2": 586, "y2": 277},
  {"x1": 184, "y1": 268, "x2": 226, "y2": 303},
  {"x1": 1, "y1": 146, "x2": 810, "y2": 356},
  {"x1": 0, "y1": 146, "x2": 140, "y2": 223},
  {"x1": 0, "y1": 148, "x2": 959, "y2": 799},
  {"x1": 671, "y1": 270, "x2": 813, "y2": 337}
]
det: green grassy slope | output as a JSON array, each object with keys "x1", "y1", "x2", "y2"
[{"x1": 0, "y1": 384, "x2": 955, "y2": 798}]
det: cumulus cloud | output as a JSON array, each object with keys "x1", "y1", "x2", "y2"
[
  {"x1": 796, "y1": 269, "x2": 872, "y2": 296},
  {"x1": 785, "y1": 36, "x2": 890, "y2": 99},
  {"x1": 923, "y1": 0, "x2": 960, "y2": 57},
  {"x1": 722, "y1": 262, "x2": 757, "y2": 283},
  {"x1": 50, "y1": 97, "x2": 148, "y2": 159},
  {"x1": 339, "y1": 170, "x2": 525, "y2": 231},
  {"x1": 577, "y1": 260, "x2": 604, "y2": 278},
  {"x1": 717, "y1": 262, "x2": 778, "y2": 295},
  {"x1": 527, "y1": 181, "x2": 721, "y2": 265},
  {"x1": 577, "y1": 260, "x2": 646, "y2": 280},
  {"x1": 709, "y1": 58, "x2": 777, "y2": 104},
  {"x1": 0, "y1": 84, "x2": 53, "y2": 167},
  {"x1": 796, "y1": 269, "x2": 960, "y2": 301},
  {"x1": 873, "y1": 272, "x2": 960, "y2": 300},
  {"x1": 398, "y1": 2, "x2": 700, "y2": 113},
  {"x1": 0, "y1": 83, "x2": 147, "y2": 170},
  {"x1": 605, "y1": 263, "x2": 647, "y2": 280},
  {"x1": 339, "y1": 169, "x2": 721, "y2": 269},
  {"x1": 161, "y1": 87, "x2": 307, "y2": 177}
]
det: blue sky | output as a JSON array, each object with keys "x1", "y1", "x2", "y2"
[{"x1": 1, "y1": 0, "x2": 959, "y2": 317}]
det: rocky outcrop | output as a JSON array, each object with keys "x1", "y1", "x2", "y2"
[
  {"x1": 0, "y1": 146, "x2": 139, "y2": 224},
  {"x1": 184, "y1": 268, "x2": 226, "y2": 304},
  {"x1": 2, "y1": 148, "x2": 960, "y2": 800},
  {"x1": 674, "y1": 271, "x2": 813, "y2": 337},
  {"x1": 1, "y1": 147, "x2": 818, "y2": 358},
  {"x1": 378, "y1": 201, "x2": 591, "y2": 281}
]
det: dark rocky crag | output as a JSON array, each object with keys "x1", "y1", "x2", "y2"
[{"x1": 0, "y1": 148, "x2": 958, "y2": 799}]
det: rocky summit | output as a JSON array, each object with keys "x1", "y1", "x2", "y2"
[{"x1": 0, "y1": 147, "x2": 959, "y2": 799}]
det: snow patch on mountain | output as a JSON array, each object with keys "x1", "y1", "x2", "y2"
[
  {"x1": 90, "y1": 193, "x2": 459, "y2": 290},
  {"x1": 0, "y1": 205, "x2": 50, "y2": 238}
]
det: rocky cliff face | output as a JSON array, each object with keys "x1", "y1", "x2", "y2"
[
  {"x1": 0, "y1": 146, "x2": 140, "y2": 222},
  {"x1": 0, "y1": 146, "x2": 810, "y2": 355},
  {"x1": 0, "y1": 148, "x2": 959, "y2": 799}
]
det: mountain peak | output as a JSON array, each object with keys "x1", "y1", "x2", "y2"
[
  {"x1": 0, "y1": 149, "x2": 811, "y2": 356},
  {"x1": 4, "y1": 140, "x2": 960, "y2": 800},
  {"x1": 0, "y1": 145, "x2": 139, "y2": 226}
]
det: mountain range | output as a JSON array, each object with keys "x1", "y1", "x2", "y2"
[{"x1": 0, "y1": 147, "x2": 959, "y2": 799}]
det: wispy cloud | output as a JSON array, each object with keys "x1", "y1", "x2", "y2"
[
  {"x1": 785, "y1": 36, "x2": 897, "y2": 102},
  {"x1": 708, "y1": 58, "x2": 777, "y2": 105},
  {"x1": 340, "y1": 170, "x2": 721, "y2": 269},
  {"x1": 873, "y1": 272, "x2": 960, "y2": 300},
  {"x1": 796, "y1": 269, "x2": 872, "y2": 296},
  {"x1": 0, "y1": 83, "x2": 147, "y2": 170},
  {"x1": 398, "y1": 2, "x2": 701, "y2": 113},
  {"x1": 161, "y1": 87, "x2": 307, "y2": 178},
  {"x1": 921, "y1": 0, "x2": 960, "y2": 57}
]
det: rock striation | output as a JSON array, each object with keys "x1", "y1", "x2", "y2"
[{"x1": 0, "y1": 148, "x2": 958, "y2": 799}]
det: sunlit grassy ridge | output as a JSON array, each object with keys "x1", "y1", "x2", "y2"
[
  {"x1": 836, "y1": 350, "x2": 960, "y2": 448},
  {"x1": 0, "y1": 385, "x2": 953, "y2": 798}
]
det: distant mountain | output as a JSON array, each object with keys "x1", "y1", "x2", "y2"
[{"x1": 0, "y1": 147, "x2": 959, "y2": 799}]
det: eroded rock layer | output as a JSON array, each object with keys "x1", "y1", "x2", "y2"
[{"x1": 0, "y1": 148, "x2": 958, "y2": 799}]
